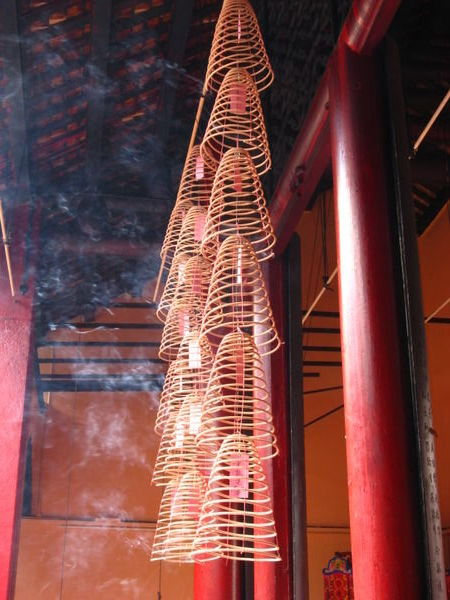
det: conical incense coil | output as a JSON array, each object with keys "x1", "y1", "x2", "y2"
[
  {"x1": 152, "y1": 393, "x2": 212, "y2": 487},
  {"x1": 200, "y1": 235, "x2": 280, "y2": 356},
  {"x1": 201, "y1": 68, "x2": 271, "y2": 176},
  {"x1": 157, "y1": 252, "x2": 190, "y2": 323},
  {"x1": 158, "y1": 254, "x2": 213, "y2": 323},
  {"x1": 192, "y1": 434, "x2": 280, "y2": 562},
  {"x1": 176, "y1": 144, "x2": 215, "y2": 207},
  {"x1": 151, "y1": 471, "x2": 205, "y2": 562},
  {"x1": 196, "y1": 331, "x2": 277, "y2": 459},
  {"x1": 155, "y1": 331, "x2": 213, "y2": 438},
  {"x1": 201, "y1": 148, "x2": 275, "y2": 262},
  {"x1": 160, "y1": 200, "x2": 193, "y2": 272},
  {"x1": 173, "y1": 206, "x2": 209, "y2": 262},
  {"x1": 159, "y1": 296, "x2": 205, "y2": 362},
  {"x1": 205, "y1": 0, "x2": 274, "y2": 93}
]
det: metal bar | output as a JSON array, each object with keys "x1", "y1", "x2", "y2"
[
  {"x1": 386, "y1": 38, "x2": 446, "y2": 599},
  {"x1": 329, "y1": 40, "x2": 425, "y2": 599},
  {"x1": 303, "y1": 360, "x2": 342, "y2": 367},
  {"x1": 40, "y1": 380, "x2": 163, "y2": 393},
  {"x1": 304, "y1": 385, "x2": 343, "y2": 396},
  {"x1": 412, "y1": 89, "x2": 450, "y2": 154},
  {"x1": 303, "y1": 326, "x2": 340, "y2": 334},
  {"x1": 286, "y1": 235, "x2": 309, "y2": 599},
  {"x1": 301, "y1": 310, "x2": 339, "y2": 318},
  {"x1": 38, "y1": 341, "x2": 160, "y2": 347},
  {"x1": 38, "y1": 358, "x2": 164, "y2": 364},
  {"x1": 302, "y1": 267, "x2": 338, "y2": 325},
  {"x1": 424, "y1": 297, "x2": 450, "y2": 323},
  {"x1": 60, "y1": 322, "x2": 163, "y2": 330},
  {"x1": 86, "y1": 0, "x2": 113, "y2": 190},
  {"x1": 304, "y1": 404, "x2": 344, "y2": 428},
  {"x1": 303, "y1": 345, "x2": 341, "y2": 353}
]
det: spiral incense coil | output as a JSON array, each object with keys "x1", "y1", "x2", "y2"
[
  {"x1": 152, "y1": 393, "x2": 212, "y2": 487},
  {"x1": 158, "y1": 254, "x2": 213, "y2": 323},
  {"x1": 176, "y1": 145, "x2": 215, "y2": 207},
  {"x1": 201, "y1": 148, "x2": 275, "y2": 262},
  {"x1": 160, "y1": 200, "x2": 193, "y2": 272},
  {"x1": 196, "y1": 331, "x2": 277, "y2": 459},
  {"x1": 192, "y1": 434, "x2": 280, "y2": 562},
  {"x1": 205, "y1": 0, "x2": 274, "y2": 93},
  {"x1": 200, "y1": 235, "x2": 280, "y2": 356},
  {"x1": 159, "y1": 297, "x2": 205, "y2": 362},
  {"x1": 155, "y1": 331, "x2": 213, "y2": 435},
  {"x1": 157, "y1": 252, "x2": 190, "y2": 323},
  {"x1": 200, "y1": 68, "x2": 271, "y2": 176},
  {"x1": 151, "y1": 471, "x2": 206, "y2": 562},
  {"x1": 173, "y1": 206, "x2": 209, "y2": 262}
]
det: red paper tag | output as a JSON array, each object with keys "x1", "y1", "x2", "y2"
[
  {"x1": 178, "y1": 310, "x2": 190, "y2": 336},
  {"x1": 229, "y1": 453, "x2": 249, "y2": 499},
  {"x1": 194, "y1": 213, "x2": 206, "y2": 241},
  {"x1": 236, "y1": 246, "x2": 243, "y2": 284},
  {"x1": 195, "y1": 154, "x2": 204, "y2": 180},
  {"x1": 237, "y1": 12, "x2": 242, "y2": 41},
  {"x1": 230, "y1": 83, "x2": 247, "y2": 114},
  {"x1": 188, "y1": 337, "x2": 201, "y2": 369},
  {"x1": 192, "y1": 268, "x2": 202, "y2": 294},
  {"x1": 189, "y1": 400, "x2": 202, "y2": 435},
  {"x1": 233, "y1": 166, "x2": 243, "y2": 193},
  {"x1": 235, "y1": 346, "x2": 245, "y2": 386}
]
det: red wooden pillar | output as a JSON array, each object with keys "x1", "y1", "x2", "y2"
[
  {"x1": 0, "y1": 204, "x2": 35, "y2": 599},
  {"x1": 329, "y1": 41, "x2": 425, "y2": 599},
  {"x1": 194, "y1": 560, "x2": 240, "y2": 600}
]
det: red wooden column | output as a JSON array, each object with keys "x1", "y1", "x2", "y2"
[
  {"x1": 0, "y1": 204, "x2": 36, "y2": 599},
  {"x1": 194, "y1": 560, "x2": 240, "y2": 600},
  {"x1": 329, "y1": 41, "x2": 425, "y2": 599}
]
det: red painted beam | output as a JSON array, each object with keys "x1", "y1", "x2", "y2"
[
  {"x1": 269, "y1": 0, "x2": 402, "y2": 255},
  {"x1": 0, "y1": 203, "x2": 36, "y2": 599},
  {"x1": 340, "y1": 0, "x2": 402, "y2": 54},
  {"x1": 329, "y1": 42, "x2": 425, "y2": 600}
]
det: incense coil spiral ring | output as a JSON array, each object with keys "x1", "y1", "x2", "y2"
[
  {"x1": 200, "y1": 235, "x2": 280, "y2": 356},
  {"x1": 152, "y1": 393, "x2": 212, "y2": 487},
  {"x1": 159, "y1": 292, "x2": 206, "y2": 362},
  {"x1": 160, "y1": 200, "x2": 193, "y2": 272},
  {"x1": 201, "y1": 68, "x2": 271, "y2": 176},
  {"x1": 157, "y1": 252, "x2": 190, "y2": 323},
  {"x1": 192, "y1": 434, "x2": 280, "y2": 562},
  {"x1": 196, "y1": 331, "x2": 278, "y2": 459},
  {"x1": 201, "y1": 148, "x2": 275, "y2": 262},
  {"x1": 158, "y1": 254, "x2": 213, "y2": 323},
  {"x1": 176, "y1": 145, "x2": 215, "y2": 207},
  {"x1": 151, "y1": 471, "x2": 205, "y2": 562},
  {"x1": 205, "y1": 0, "x2": 273, "y2": 93},
  {"x1": 172, "y1": 206, "x2": 209, "y2": 262},
  {"x1": 155, "y1": 332, "x2": 213, "y2": 435}
]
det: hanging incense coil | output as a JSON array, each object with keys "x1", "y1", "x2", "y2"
[
  {"x1": 201, "y1": 68, "x2": 271, "y2": 176},
  {"x1": 173, "y1": 206, "x2": 209, "y2": 261},
  {"x1": 155, "y1": 330, "x2": 213, "y2": 436},
  {"x1": 200, "y1": 235, "x2": 280, "y2": 356},
  {"x1": 160, "y1": 296, "x2": 205, "y2": 362},
  {"x1": 205, "y1": 0, "x2": 274, "y2": 93},
  {"x1": 196, "y1": 331, "x2": 277, "y2": 459},
  {"x1": 158, "y1": 254, "x2": 213, "y2": 323},
  {"x1": 151, "y1": 471, "x2": 205, "y2": 562},
  {"x1": 201, "y1": 149, "x2": 275, "y2": 262},
  {"x1": 176, "y1": 145, "x2": 215, "y2": 207},
  {"x1": 192, "y1": 434, "x2": 280, "y2": 562},
  {"x1": 160, "y1": 200, "x2": 193, "y2": 274},
  {"x1": 157, "y1": 252, "x2": 190, "y2": 323},
  {"x1": 152, "y1": 393, "x2": 212, "y2": 487}
]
